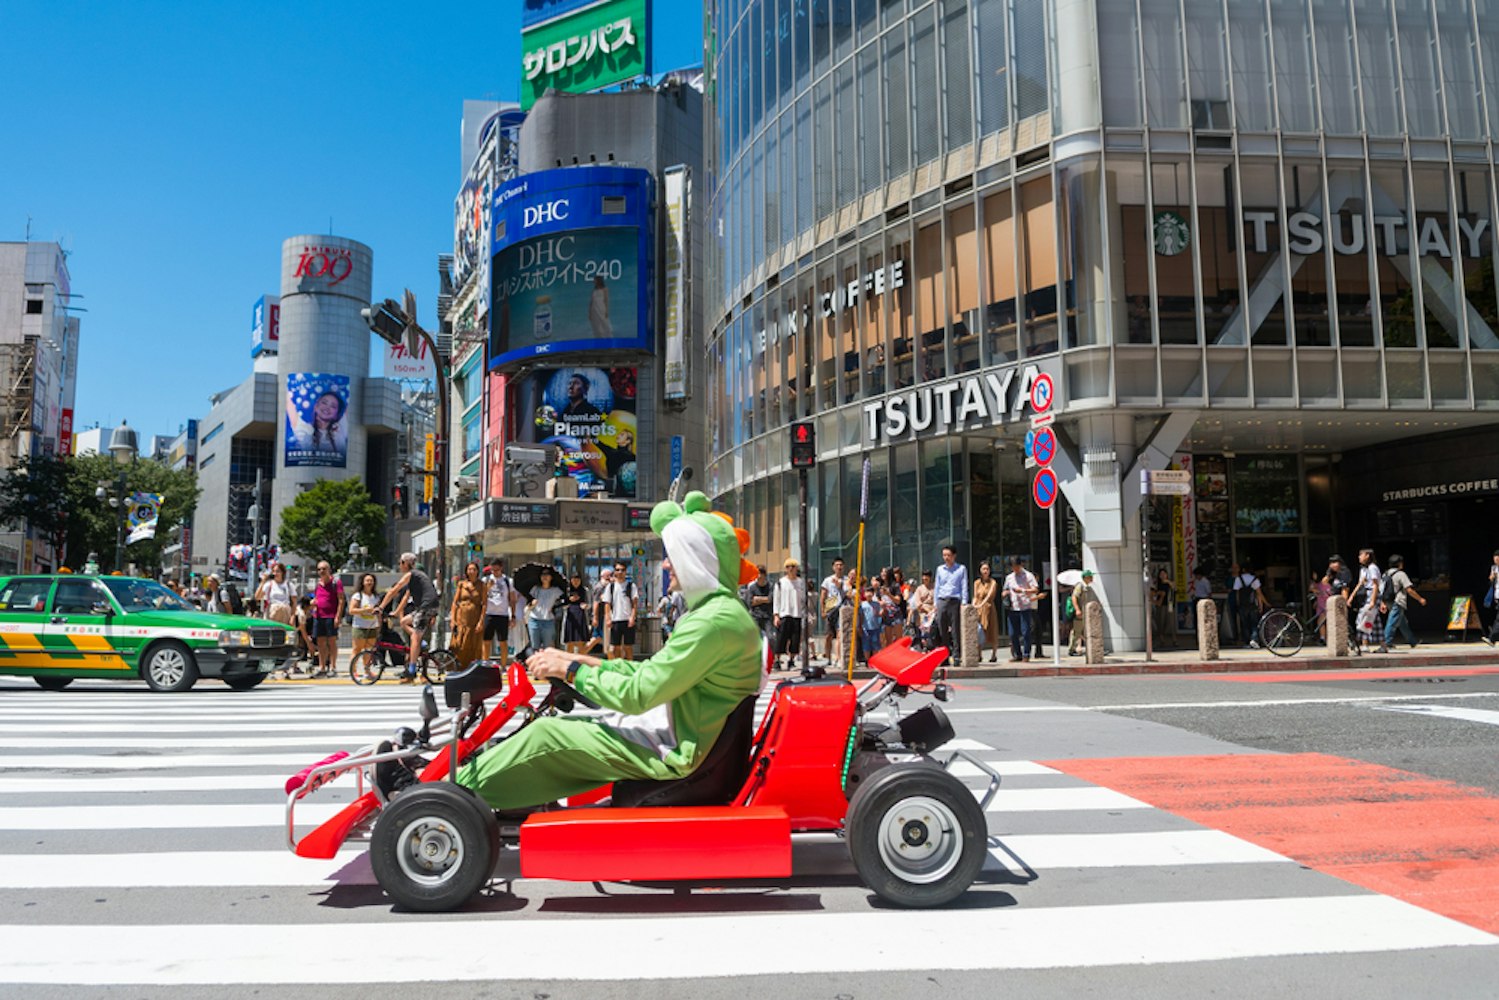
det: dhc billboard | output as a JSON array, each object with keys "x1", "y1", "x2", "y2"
[{"x1": 489, "y1": 165, "x2": 654, "y2": 371}]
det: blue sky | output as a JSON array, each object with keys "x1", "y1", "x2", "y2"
[{"x1": 0, "y1": 1, "x2": 703, "y2": 443}]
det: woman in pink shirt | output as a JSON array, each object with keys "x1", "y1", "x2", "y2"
[{"x1": 310, "y1": 561, "x2": 346, "y2": 678}]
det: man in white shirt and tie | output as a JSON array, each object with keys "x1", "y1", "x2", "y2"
[{"x1": 932, "y1": 545, "x2": 968, "y2": 664}]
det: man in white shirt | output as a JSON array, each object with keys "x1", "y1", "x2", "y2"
[
  {"x1": 773, "y1": 557, "x2": 806, "y2": 670},
  {"x1": 483, "y1": 558, "x2": 520, "y2": 663},
  {"x1": 605, "y1": 560, "x2": 638, "y2": 660},
  {"x1": 1232, "y1": 564, "x2": 1268, "y2": 648},
  {"x1": 1002, "y1": 556, "x2": 1039, "y2": 663},
  {"x1": 820, "y1": 557, "x2": 850, "y2": 661},
  {"x1": 1486, "y1": 550, "x2": 1499, "y2": 647}
]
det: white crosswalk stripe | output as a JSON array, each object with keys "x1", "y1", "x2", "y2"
[{"x1": 0, "y1": 677, "x2": 1492, "y2": 988}]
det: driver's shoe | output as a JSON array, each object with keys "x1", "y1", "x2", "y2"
[{"x1": 374, "y1": 741, "x2": 420, "y2": 799}]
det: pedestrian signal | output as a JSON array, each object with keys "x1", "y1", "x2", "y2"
[{"x1": 790, "y1": 422, "x2": 817, "y2": 468}]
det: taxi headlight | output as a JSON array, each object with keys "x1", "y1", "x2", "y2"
[{"x1": 218, "y1": 630, "x2": 252, "y2": 647}]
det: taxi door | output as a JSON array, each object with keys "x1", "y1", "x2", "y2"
[
  {"x1": 0, "y1": 577, "x2": 60, "y2": 674},
  {"x1": 44, "y1": 578, "x2": 134, "y2": 676}
]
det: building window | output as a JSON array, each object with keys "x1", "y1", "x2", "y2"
[
  {"x1": 199, "y1": 454, "x2": 216, "y2": 470},
  {"x1": 201, "y1": 423, "x2": 225, "y2": 446},
  {"x1": 25, "y1": 300, "x2": 43, "y2": 315}
]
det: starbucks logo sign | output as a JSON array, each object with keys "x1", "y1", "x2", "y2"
[{"x1": 1154, "y1": 211, "x2": 1191, "y2": 256}]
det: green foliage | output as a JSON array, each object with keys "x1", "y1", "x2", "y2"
[
  {"x1": 0, "y1": 454, "x2": 74, "y2": 562},
  {"x1": 277, "y1": 478, "x2": 387, "y2": 570},
  {"x1": 0, "y1": 453, "x2": 200, "y2": 573}
]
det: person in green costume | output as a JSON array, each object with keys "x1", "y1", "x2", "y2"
[{"x1": 454, "y1": 491, "x2": 764, "y2": 811}]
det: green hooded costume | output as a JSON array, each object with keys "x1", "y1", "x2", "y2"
[{"x1": 457, "y1": 491, "x2": 763, "y2": 810}]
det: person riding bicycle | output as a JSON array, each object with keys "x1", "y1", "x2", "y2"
[
  {"x1": 379, "y1": 553, "x2": 441, "y2": 684},
  {"x1": 389, "y1": 492, "x2": 763, "y2": 810}
]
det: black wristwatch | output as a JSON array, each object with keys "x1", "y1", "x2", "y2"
[{"x1": 565, "y1": 661, "x2": 581, "y2": 685}]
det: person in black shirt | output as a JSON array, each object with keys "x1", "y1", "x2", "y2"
[
  {"x1": 743, "y1": 564, "x2": 774, "y2": 641},
  {"x1": 380, "y1": 552, "x2": 441, "y2": 681}
]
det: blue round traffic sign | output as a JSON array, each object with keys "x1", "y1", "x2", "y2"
[
  {"x1": 1033, "y1": 467, "x2": 1059, "y2": 509},
  {"x1": 1024, "y1": 429, "x2": 1036, "y2": 459},
  {"x1": 1032, "y1": 427, "x2": 1057, "y2": 467}
]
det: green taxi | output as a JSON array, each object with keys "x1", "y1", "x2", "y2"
[{"x1": 0, "y1": 574, "x2": 295, "y2": 692}]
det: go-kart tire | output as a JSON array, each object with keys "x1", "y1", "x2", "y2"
[
  {"x1": 421, "y1": 649, "x2": 457, "y2": 686},
  {"x1": 845, "y1": 762, "x2": 988, "y2": 908},
  {"x1": 350, "y1": 650, "x2": 383, "y2": 686},
  {"x1": 141, "y1": 641, "x2": 199, "y2": 693},
  {"x1": 370, "y1": 782, "x2": 499, "y2": 912},
  {"x1": 34, "y1": 676, "x2": 73, "y2": 691}
]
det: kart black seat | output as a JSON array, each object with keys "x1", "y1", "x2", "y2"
[
  {"x1": 442, "y1": 660, "x2": 505, "y2": 709},
  {"x1": 611, "y1": 695, "x2": 758, "y2": 809}
]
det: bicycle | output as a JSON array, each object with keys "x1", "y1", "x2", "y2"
[
  {"x1": 349, "y1": 613, "x2": 457, "y2": 685},
  {"x1": 1256, "y1": 593, "x2": 1327, "y2": 657}
]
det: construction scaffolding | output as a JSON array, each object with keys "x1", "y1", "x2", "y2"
[{"x1": 0, "y1": 338, "x2": 36, "y2": 466}]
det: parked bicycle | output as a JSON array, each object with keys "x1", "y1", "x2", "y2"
[
  {"x1": 349, "y1": 612, "x2": 457, "y2": 685},
  {"x1": 1256, "y1": 592, "x2": 1327, "y2": 657}
]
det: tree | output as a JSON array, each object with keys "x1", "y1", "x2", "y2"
[
  {"x1": 277, "y1": 478, "x2": 387, "y2": 571},
  {"x1": 0, "y1": 454, "x2": 73, "y2": 566},
  {"x1": 63, "y1": 454, "x2": 201, "y2": 573}
]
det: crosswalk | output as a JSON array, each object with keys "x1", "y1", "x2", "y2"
[{"x1": 0, "y1": 678, "x2": 1493, "y2": 988}]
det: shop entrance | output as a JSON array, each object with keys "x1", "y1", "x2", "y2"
[{"x1": 1235, "y1": 537, "x2": 1303, "y2": 609}]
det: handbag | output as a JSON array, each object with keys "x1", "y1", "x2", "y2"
[{"x1": 1485, "y1": 589, "x2": 1494, "y2": 610}]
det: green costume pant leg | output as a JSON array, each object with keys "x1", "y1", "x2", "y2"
[{"x1": 456, "y1": 717, "x2": 672, "y2": 810}]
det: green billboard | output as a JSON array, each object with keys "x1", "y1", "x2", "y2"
[{"x1": 520, "y1": 0, "x2": 650, "y2": 111}]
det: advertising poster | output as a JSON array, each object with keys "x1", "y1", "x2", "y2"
[
  {"x1": 513, "y1": 367, "x2": 637, "y2": 497},
  {"x1": 662, "y1": 165, "x2": 689, "y2": 400},
  {"x1": 520, "y1": 0, "x2": 649, "y2": 109},
  {"x1": 486, "y1": 372, "x2": 508, "y2": 499},
  {"x1": 493, "y1": 227, "x2": 640, "y2": 357},
  {"x1": 284, "y1": 373, "x2": 350, "y2": 468}
]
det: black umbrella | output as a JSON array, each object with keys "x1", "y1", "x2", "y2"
[{"x1": 512, "y1": 562, "x2": 561, "y2": 600}]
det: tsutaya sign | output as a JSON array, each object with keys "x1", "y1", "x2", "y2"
[
  {"x1": 1243, "y1": 210, "x2": 1491, "y2": 258},
  {"x1": 863, "y1": 363, "x2": 1054, "y2": 445}
]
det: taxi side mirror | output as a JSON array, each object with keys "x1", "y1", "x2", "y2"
[{"x1": 91, "y1": 602, "x2": 113, "y2": 617}]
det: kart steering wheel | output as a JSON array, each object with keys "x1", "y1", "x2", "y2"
[{"x1": 547, "y1": 677, "x2": 601, "y2": 713}]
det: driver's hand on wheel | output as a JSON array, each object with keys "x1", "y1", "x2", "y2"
[{"x1": 527, "y1": 647, "x2": 573, "y2": 681}]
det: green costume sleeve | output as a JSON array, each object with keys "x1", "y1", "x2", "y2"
[{"x1": 572, "y1": 605, "x2": 735, "y2": 716}]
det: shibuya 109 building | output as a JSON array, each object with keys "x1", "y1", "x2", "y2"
[{"x1": 703, "y1": 0, "x2": 1499, "y2": 650}]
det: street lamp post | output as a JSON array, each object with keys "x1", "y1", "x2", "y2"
[
  {"x1": 95, "y1": 420, "x2": 139, "y2": 572},
  {"x1": 363, "y1": 292, "x2": 449, "y2": 641}
]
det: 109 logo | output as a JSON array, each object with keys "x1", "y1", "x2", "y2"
[{"x1": 294, "y1": 247, "x2": 354, "y2": 286}]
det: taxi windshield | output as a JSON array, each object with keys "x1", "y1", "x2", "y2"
[{"x1": 101, "y1": 578, "x2": 196, "y2": 613}]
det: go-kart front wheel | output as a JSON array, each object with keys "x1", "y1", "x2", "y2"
[
  {"x1": 845, "y1": 762, "x2": 988, "y2": 908},
  {"x1": 370, "y1": 783, "x2": 499, "y2": 912}
]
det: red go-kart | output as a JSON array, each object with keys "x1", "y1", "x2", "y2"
[{"x1": 285, "y1": 639, "x2": 1000, "y2": 911}]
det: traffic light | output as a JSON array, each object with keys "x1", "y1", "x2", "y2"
[
  {"x1": 391, "y1": 484, "x2": 408, "y2": 519},
  {"x1": 790, "y1": 421, "x2": 817, "y2": 468}
]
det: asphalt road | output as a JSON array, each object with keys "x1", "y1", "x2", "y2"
[{"x1": 1, "y1": 664, "x2": 1496, "y2": 999}]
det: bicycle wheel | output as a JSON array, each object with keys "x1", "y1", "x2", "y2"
[
  {"x1": 1258, "y1": 610, "x2": 1304, "y2": 657},
  {"x1": 349, "y1": 650, "x2": 384, "y2": 685},
  {"x1": 421, "y1": 649, "x2": 458, "y2": 685}
]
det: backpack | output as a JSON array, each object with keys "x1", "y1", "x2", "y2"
[{"x1": 1379, "y1": 574, "x2": 1398, "y2": 605}]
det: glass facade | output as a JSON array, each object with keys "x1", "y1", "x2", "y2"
[{"x1": 705, "y1": 0, "x2": 1499, "y2": 620}]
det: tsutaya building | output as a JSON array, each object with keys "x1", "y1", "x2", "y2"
[{"x1": 704, "y1": 0, "x2": 1499, "y2": 650}]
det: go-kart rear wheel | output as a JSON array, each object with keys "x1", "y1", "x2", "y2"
[
  {"x1": 845, "y1": 762, "x2": 987, "y2": 908},
  {"x1": 369, "y1": 782, "x2": 499, "y2": 912}
]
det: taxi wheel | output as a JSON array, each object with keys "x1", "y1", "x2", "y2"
[
  {"x1": 34, "y1": 676, "x2": 73, "y2": 691},
  {"x1": 141, "y1": 641, "x2": 200, "y2": 693},
  {"x1": 223, "y1": 674, "x2": 266, "y2": 691}
]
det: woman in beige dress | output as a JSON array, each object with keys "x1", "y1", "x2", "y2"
[
  {"x1": 449, "y1": 561, "x2": 487, "y2": 667},
  {"x1": 972, "y1": 562, "x2": 1000, "y2": 662}
]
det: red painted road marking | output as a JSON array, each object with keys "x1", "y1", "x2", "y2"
[
  {"x1": 1211, "y1": 666, "x2": 1499, "y2": 684},
  {"x1": 1043, "y1": 753, "x2": 1499, "y2": 935}
]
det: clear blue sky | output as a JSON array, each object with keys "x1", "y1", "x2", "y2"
[{"x1": 0, "y1": 1, "x2": 704, "y2": 443}]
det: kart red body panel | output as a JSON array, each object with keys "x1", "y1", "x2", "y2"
[
  {"x1": 732, "y1": 681, "x2": 858, "y2": 830},
  {"x1": 869, "y1": 637, "x2": 947, "y2": 688},
  {"x1": 520, "y1": 806, "x2": 791, "y2": 881}
]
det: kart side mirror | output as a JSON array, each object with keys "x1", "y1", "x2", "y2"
[
  {"x1": 419, "y1": 684, "x2": 439, "y2": 722},
  {"x1": 933, "y1": 683, "x2": 950, "y2": 702}
]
